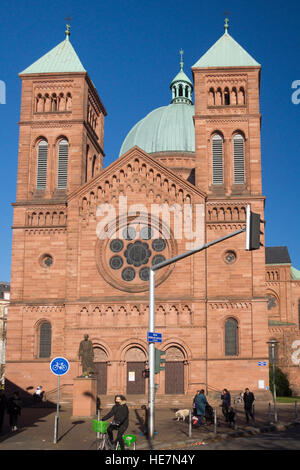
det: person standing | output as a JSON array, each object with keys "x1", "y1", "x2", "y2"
[
  {"x1": 192, "y1": 390, "x2": 200, "y2": 416},
  {"x1": 194, "y1": 389, "x2": 208, "y2": 426},
  {"x1": 221, "y1": 388, "x2": 231, "y2": 422},
  {"x1": 102, "y1": 395, "x2": 129, "y2": 450},
  {"x1": 0, "y1": 389, "x2": 7, "y2": 433},
  {"x1": 7, "y1": 391, "x2": 22, "y2": 432},
  {"x1": 243, "y1": 388, "x2": 255, "y2": 425}
]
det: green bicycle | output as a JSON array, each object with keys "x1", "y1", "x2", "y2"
[{"x1": 92, "y1": 420, "x2": 136, "y2": 450}]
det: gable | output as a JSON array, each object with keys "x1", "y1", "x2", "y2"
[{"x1": 69, "y1": 146, "x2": 206, "y2": 213}]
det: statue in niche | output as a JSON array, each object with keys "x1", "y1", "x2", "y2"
[{"x1": 78, "y1": 334, "x2": 96, "y2": 377}]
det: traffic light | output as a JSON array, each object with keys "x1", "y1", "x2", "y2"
[
  {"x1": 245, "y1": 204, "x2": 264, "y2": 251},
  {"x1": 154, "y1": 348, "x2": 166, "y2": 374},
  {"x1": 142, "y1": 369, "x2": 149, "y2": 379}
]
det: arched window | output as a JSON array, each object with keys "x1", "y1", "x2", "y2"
[
  {"x1": 92, "y1": 155, "x2": 97, "y2": 178},
  {"x1": 57, "y1": 139, "x2": 69, "y2": 189},
  {"x1": 225, "y1": 318, "x2": 238, "y2": 356},
  {"x1": 224, "y1": 87, "x2": 230, "y2": 105},
  {"x1": 208, "y1": 88, "x2": 215, "y2": 106},
  {"x1": 238, "y1": 87, "x2": 245, "y2": 105},
  {"x1": 212, "y1": 134, "x2": 223, "y2": 184},
  {"x1": 233, "y1": 134, "x2": 245, "y2": 184},
  {"x1": 185, "y1": 86, "x2": 189, "y2": 98},
  {"x1": 36, "y1": 140, "x2": 48, "y2": 189},
  {"x1": 51, "y1": 93, "x2": 58, "y2": 112},
  {"x1": 66, "y1": 93, "x2": 72, "y2": 111},
  {"x1": 39, "y1": 322, "x2": 52, "y2": 358},
  {"x1": 179, "y1": 84, "x2": 183, "y2": 97}
]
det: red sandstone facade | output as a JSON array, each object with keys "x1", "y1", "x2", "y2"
[{"x1": 5, "y1": 33, "x2": 300, "y2": 403}]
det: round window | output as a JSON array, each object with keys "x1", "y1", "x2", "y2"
[
  {"x1": 109, "y1": 256, "x2": 124, "y2": 270},
  {"x1": 40, "y1": 254, "x2": 53, "y2": 268},
  {"x1": 121, "y1": 267, "x2": 136, "y2": 282},
  {"x1": 110, "y1": 239, "x2": 124, "y2": 253},
  {"x1": 95, "y1": 215, "x2": 177, "y2": 292},
  {"x1": 224, "y1": 251, "x2": 237, "y2": 264}
]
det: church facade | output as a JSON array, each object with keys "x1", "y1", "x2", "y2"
[{"x1": 5, "y1": 23, "x2": 300, "y2": 402}]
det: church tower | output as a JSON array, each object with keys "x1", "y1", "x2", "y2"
[
  {"x1": 8, "y1": 25, "x2": 107, "y2": 356},
  {"x1": 192, "y1": 19, "x2": 268, "y2": 388},
  {"x1": 16, "y1": 23, "x2": 106, "y2": 203},
  {"x1": 192, "y1": 18, "x2": 262, "y2": 196}
]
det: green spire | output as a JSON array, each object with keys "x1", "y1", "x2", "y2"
[
  {"x1": 170, "y1": 50, "x2": 193, "y2": 105},
  {"x1": 192, "y1": 20, "x2": 260, "y2": 68}
]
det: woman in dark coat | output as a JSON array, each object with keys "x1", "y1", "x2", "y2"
[
  {"x1": 102, "y1": 395, "x2": 129, "y2": 450},
  {"x1": 7, "y1": 391, "x2": 22, "y2": 431},
  {"x1": 194, "y1": 389, "x2": 208, "y2": 426}
]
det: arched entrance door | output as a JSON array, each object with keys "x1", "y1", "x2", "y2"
[
  {"x1": 165, "y1": 347, "x2": 185, "y2": 394},
  {"x1": 125, "y1": 347, "x2": 146, "y2": 395},
  {"x1": 94, "y1": 347, "x2": 108, "y2": 395}
]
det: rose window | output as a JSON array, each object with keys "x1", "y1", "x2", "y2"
[{"x1": 96, "y1": 216, "x2": 176, "y2": 292}]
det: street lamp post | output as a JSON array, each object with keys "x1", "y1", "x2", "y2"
[{"x1": 267, "y1": 339, "x2": 279, "y2": 423}]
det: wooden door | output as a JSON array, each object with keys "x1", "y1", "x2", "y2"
[
  {"x1": 95, "y1": 362, "x2": 107, "y2": 395},
  {"x1": 165, "y1": 362, "x2": 184, "y2": 394},
  {"x1": 127, "y1": 362, "x2": 145, "y2": 394}
]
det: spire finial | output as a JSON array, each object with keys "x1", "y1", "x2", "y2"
[
  {"x1": 179, "y1": 48, "x2": 184, "y2": 71},
  {"x1": 224, "y1": 11, "x2": 230, "y2": 33},
  {"x1": 65, "y1": 16, "x2": 72, "y2": 40}
]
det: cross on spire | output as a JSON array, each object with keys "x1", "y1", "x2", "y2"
[
  {"x1": 65, "y1": 16, "x2": 72, "y2": 40},
  {"x1": 179, "y1": 49, "x2": 184, "y2": 71}
]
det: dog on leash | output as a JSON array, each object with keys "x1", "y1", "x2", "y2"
[{"x1": 175, "y1": 409, "x2": 190, "y2": 421}]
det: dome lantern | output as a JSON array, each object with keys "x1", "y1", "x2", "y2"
[{"x1": 170, "y1": 49, "x2": 193, "y2": 105}]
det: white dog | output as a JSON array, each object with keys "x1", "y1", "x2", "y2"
[{"x1": 175, "y1": 409, "x2": 190, "y2": 421}]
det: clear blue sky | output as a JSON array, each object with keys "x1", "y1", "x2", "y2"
[{"x1": 0, "y1": 0, "x2": 299, "y2": 282}]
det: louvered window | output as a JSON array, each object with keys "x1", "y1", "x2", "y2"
[
  {"x1": 39, "y1": 322, "x2": 52, "y2": 358},
  {"x1": 57, "y1": 139, "x2": 69, "y2": 189},
  {"x1": 225, "y1": 318, "x2": 238, "y2": 356},
  {"x1": 212, "y1": 134, "x2": 223, "y2": 184},
  {"x1": 36, "y1": 140, "x2": 48, "y2": 189},
  {"x1": 233, "y1": 134, "x2": 245, "y2": 184}
]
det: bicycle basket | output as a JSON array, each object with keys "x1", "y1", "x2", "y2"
[
  {"x1": 122, "y1": 434, "x2": 136, "y2": 447},
  {"x1": 92, "y1": 420, "x2": 108, "y2": 433}
]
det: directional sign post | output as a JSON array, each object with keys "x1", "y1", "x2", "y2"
[{"x1": 50, "y1": 357, "x2": 70, "y2": 444}]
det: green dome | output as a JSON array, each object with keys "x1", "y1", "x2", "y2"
[
  {"x1": 119, "y1": 103, "x2": 195, "y2": 156},
  {"x1": 120, "y1": 56, "x2": 195, "y2": 157}
]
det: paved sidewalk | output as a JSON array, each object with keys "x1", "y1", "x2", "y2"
[{"x1": 0, "y1": 402, "x2": 299, "y2": 450}]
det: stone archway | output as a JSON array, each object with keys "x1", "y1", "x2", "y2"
[
  {"x1": 125, "y1": 347, "x2": 146, "y2": 394},
  {"x1": 94, "y1": 347, "x2": 108, "y2": 395},
  {"x1": 165, "y1": 346, "x2": 185, "y2": 394}
]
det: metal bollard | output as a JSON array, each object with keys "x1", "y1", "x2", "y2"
[
  {"x1": 252, "y1": 404, "x2": 256, "y2": 426},
  {"x1": 295, "y1": 401, "x2": 298, "y2": 420},
  {"x1": 234, "y1": 406, "x2": 238, "y2": 430},
  {"x1": 214, "y1": 407, "x2": 217, "y2": 434},
  {"x1": 268, "y1": 402, "x2": 271, "y2": 424},
  {"x1": 189, "y1": 410, "x2": 192, "y2": 438}
]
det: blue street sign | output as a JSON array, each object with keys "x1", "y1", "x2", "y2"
[
  {"x1": 147, "y1": 332, "x2": 162, "y2": 343},
  {"x1": 258, "y1": 361, "x2": 267, "y2": 366},
  {"x1": 50, "y1": 357, "x2": 70, "y2": 376}
]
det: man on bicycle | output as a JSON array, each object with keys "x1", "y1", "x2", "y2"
[{"x1": 102, "y1": 395, "x2": 129, "y2": 450}]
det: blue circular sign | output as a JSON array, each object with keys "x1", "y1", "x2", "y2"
[{"x1": 50, "y1": 357, "x2": 70, "y2": 376}]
